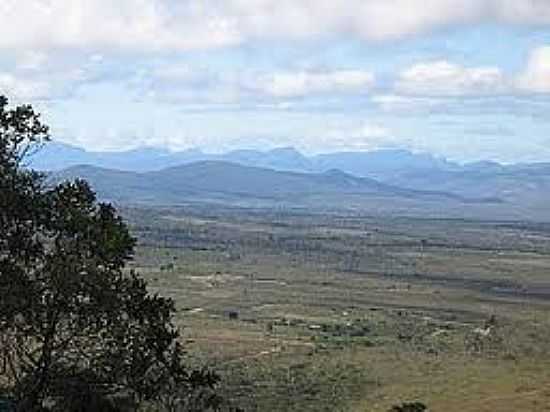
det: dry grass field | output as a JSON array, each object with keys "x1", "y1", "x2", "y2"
[{"x1": 124, "y1": 205, "x2": 550, "y2": 411}]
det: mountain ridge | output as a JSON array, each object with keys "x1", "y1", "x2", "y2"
[
  {"x1": 31, "y1": 142, "x2": 459, "y2": 174},
  {"x1": 40, "y1": 142, "x2": 550, "y2": 221},
  {"x1": 54, "y1": 160, "x2": 498, "y2": 205}
]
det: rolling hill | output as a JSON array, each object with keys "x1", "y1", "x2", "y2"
[{"x1": 53, "y1": 161, "x2": 500, "y2": 215}]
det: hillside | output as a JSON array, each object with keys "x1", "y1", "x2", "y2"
[
  {"x1": 385, "y1": 164, "x2": 550, "y2": 209},
  {"x1": 53, "y1": 161, "x2": 502, "y2": 216}
]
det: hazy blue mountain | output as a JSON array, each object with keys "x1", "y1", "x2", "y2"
[
  {"x1": 53, "y1": 161, "x2": 498, "y2": 210},
  {"x1": 28, "y1": 142, "x2": 182, "y2": 171},
  {"x1": 311, "y1": 149, "x2": 459, "y2": 180},
  {"x1": 27, "y1": 142, "x2": 91, "y2": 170},
  {"x1": 36, "y1": 142, "x2": 550, "y2": 221},
  {"x1": 462, "y1": 160, "x2": 505, "y2": 173},
  {"x1": 32, "y1": 142, "x2": 459, "y2": 178},
  {"x1": 382, "y1": 163, "x2": 550, "y2": 216},
  {"x1": 215, "y1": 147, "x2": 313, "y2": 172}
]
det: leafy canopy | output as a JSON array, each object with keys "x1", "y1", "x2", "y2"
[{"x1": 0, "y1": 96, "x2": 219, "y2": 411}]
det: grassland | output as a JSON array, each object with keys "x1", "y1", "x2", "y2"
[{"x1": 122, "y1": 204, "x2": 550, "y2": 411}]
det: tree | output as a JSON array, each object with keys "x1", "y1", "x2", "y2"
[
  {"x1": 388, "y1": 402, "x2": 428, "y2": 412},
  {"x1": 0, "y1": 96, "x2": 219, "y2": 411}
]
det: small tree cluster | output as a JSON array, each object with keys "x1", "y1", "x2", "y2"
[{"x1": 389, "y1": 402, "x2": 428, "y2": 412}]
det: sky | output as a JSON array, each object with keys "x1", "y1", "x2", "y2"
[{"x1": 1, "y1": 1, "x2": 550, "y2": 163}]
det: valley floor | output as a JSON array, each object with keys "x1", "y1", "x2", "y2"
[{"x1": 125, "y1": 205, "x2": 550, "y2": 411}]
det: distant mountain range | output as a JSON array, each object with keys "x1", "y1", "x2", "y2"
[
  {"x1": 53, "y1": 161, "x2": 538, "y2": 219},
  {"x1": 39, "y1": 142, "x2": 550, "y2": 221},
  {"x1": 55, "y1": 160, "x2": 490, "y2": 201},
  {"x1": 30, "y1": 142, "x2": 457, "y2": 176}
]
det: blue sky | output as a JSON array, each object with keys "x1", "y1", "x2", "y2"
[{"x1": 1, "y1": 1, "x2": 550, "y2": 163}]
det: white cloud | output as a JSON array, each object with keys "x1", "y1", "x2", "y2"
[
  {"x1": 372, "y1": 94, "x2": 443, "y2": 112},
  {"x1": 16, "y1": 51, "x2": 49, "y2": 71},
  {"x1": 395, "y1": 61, "x2": 506, "y2": 96},
  {"x1": 142, "y1": 64, "x2": 242, "y2": 105},
  {"x1": 0, "y1": 72, "x2": 50, "y2": 100},
  {"x1": 0, "y1": 0, "x2": 241, "y2": 52},
  {"x1": 1, "y1": 1, "x2": 550, "y2": 52},
  {"x1": 197, "y1": 0, "x2": 550, "y2": 43},
  {"x1": 138, "y1": 65, "x2": 375, "y2": 105},
  {"x1": 152, "y1": 65, "x2": 199, "y2": 83},
  {"x1": 516, "y1": 46, "x2": 550, "y2": 93},
  {"x1": 492, "y1": 0, "x2": 550, "y2": 25},
  {"x1": 0, "y1": 52, "x2": 106, "y2": 102},
  {"x1": 248, "y1": 70, "x2": 375, "y2": 98},
  {"x1": 391, "y1": 46, "x2": 550, "y2": 99},
  {"x1": 351, "y1": 123, "x2": 391, "y2": 140},
  {"x1": 315, "y1": 121, "x2": 395, "y2": 152}
]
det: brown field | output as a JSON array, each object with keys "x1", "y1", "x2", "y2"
[{"x1": 124, "y1": 205, "x2": 550, "y2": 411}]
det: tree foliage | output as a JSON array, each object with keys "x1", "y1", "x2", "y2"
[
  {"x1": 388, "y1": 402, "x2": 428, "y2": 412},
  {"x1": 0, "y1": 96, "x2": 219, "y2": 411}
]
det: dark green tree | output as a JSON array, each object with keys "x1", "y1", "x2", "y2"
[
  {"x1": 0, "y1": 96, "x2": 219, "y2": 411},
  {"x1": 389, "y1": 402, "x2": 428, "y2": 412}
]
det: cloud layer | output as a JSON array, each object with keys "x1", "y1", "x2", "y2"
[
  {"x1": 245, "y1": 70, "x2": 375, "y2": 98},
  {"x1": 1, "y1": 2, "x2": 550, "y2": 161},
  {"x1": 517, "y1": 46, "x2": 550, "y2": 93},
  {"x1": 395, "y1": 61, "x2": 506, "y2": 96},
  {"x1": 2, "y1": 0, "x2": 550, "y2": 51}
]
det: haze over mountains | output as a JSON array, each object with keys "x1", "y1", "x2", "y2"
[
  {"x1": 41, "y1": 142, "x2": 550, "y2": 221},
  {"x1": 32, "y1": 142, "x2": 456, "y2": 176}
]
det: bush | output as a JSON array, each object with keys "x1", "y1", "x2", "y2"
[{"x1": 389, "y1": 402, "x2": 428, "y2": 412}]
